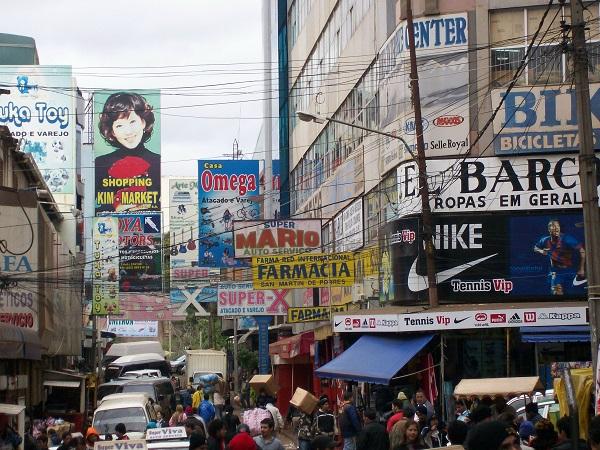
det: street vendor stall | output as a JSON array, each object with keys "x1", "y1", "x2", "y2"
[
  {"x1": 554, "y1": 368, "x2": 593, "y2": 440},
  {"x1": 42, "y1": 370, "x2": 87, "y2": 432},
  {"x1": 0, "y1": 403, "x2": 25, "y2": 450},
  {"x1": 453, "y1": 376, "x2": 544, "y2": 398}
]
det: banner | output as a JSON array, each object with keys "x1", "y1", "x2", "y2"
[
  {"x1": 94, "y1": 440, "x2": 147, "y2": 450},
  {"x1": 92, "y1": 217, "x2": 120, "y2": 315},
  {"x1": 383, "y1": 211, "x2": 588, "y2": 304},
  {"x1": 233, "y1": 219, "x2": 322, "y2": 258},
  {"x1": 94, "y1": 90, "x2": 161, "y2": 213},
  {"x1": 492, "y1": 84, "x2": 600, "y2": 155},
  {"x1": 197, "y1": 160, "x2": 260, "y2": 268},
  {"x1": 252, "y1": 253, "x2": 355, "y2": 289},
  {"x1": 333, "y1": 305, "x2": 589, "y2": 333},
  {"x1": 217, "y1": 282, "x2": 290, "y2": 316},
  {"x1": 106, "y1": 320, "x2": 158, "y2": 337},
  {"x1": 334, "y1": 198, "x2": 364, "y2": 252},
  {"x1": 0, "y1": 66, "x2": 76, "y2": 193},
  {"x1": 287, "y1": 305, "x2": 349, "y2": 323},
  {"x1": 118, "y1": 214, "x2": 162, "y2": 292},
  {"x1": 397, "y1": 155, "x2": 592, "y2": 217},
  {"x1": 0, "y1": 205, "x2": 39, "y2": 330}
]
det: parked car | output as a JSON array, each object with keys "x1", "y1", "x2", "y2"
[
  {"x1": 93, "y1": 393, "x2": 156, "y2": 438},
  {"x1": 119, "y1": 377, "x2": 178, "y2": 417},
  {"x1": 170, "y1": 355, "x2": 186, "y2": 374},
  {"x1": 123, "y1": 369, "x2": 162, "y2": 378},
  {"x1": 97, "y1": 379, "x2": 131, "y2": 401},
  {"x1": 104, "y1": 353, "x2": 170, "y2": 381}
]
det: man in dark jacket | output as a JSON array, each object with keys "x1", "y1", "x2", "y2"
[
  {"x1": 339, "y1": 391, "x2": 361, "y2": 450},
  {"x1": 356, "y1": 409, "x2": 389, "y2": 450},
  {"x1": 552, "y1": 415, "x2": 587, "y2": 450}
]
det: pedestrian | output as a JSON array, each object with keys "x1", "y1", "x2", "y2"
[
  {"x1": 115, "y1": 423, "x2": 129, "y2": 440},
  {"x1": 356, "y1": 409, "x2": 389, "y2": 450},
  {"x1": 339, "y1": 391, "x2": 362, "y2": 450},
  {"x1": 181, "y1": 385, "x2": 193, "y2": 409},
  {"x1": 228, "y1": 424, "x2": 257, "y2": 450},
  {"x1": 256, "y1": 389, "x2": 275, "y2": 409},
  {"x1": 222, "y1": 405, "x2": 241, "y2": 443},
  {"x1": 265, "y1": 402, "x2": 284, "y2": 433},
  {"x1": 193, "y1": 386, "x2": 203, "y2": 411},
  {"x1": 72, "y1": 436, "x2": 86, "y2": 450},
  {"x1": 56, "y1": 432, "x2": 72, "y2": 450},
  {"x1": 85, "y1": 428, "x2": 100, "y2": 450},
  {"x1": 156, "y1": 410, "x2": 167, "y2": 428},
  {"x1": 447, "y1": 420, "x2": 468, "y2": 446},
  {"x1": 214, "y1": 390, "x2": 225, "y2": 419},
  {"x1": 413, "y1": 390, "x2": 434, "y2": 420},
  {"x1": 455, "y1": 399, "x2": 470, "y2": 422},
  {"x1": 313, "y1": 396, "x2": 336, "y2": 440},
  {"x1": 185, "y1": 417, "x2": 207, "y2": 439},
  {"x1": 492, "y1": 397, "x2": 516, "y2": 419},
  {"x1": 35, "y1": 434, "x2": 48, "y2": 450},
  {"x1": 530, "y1": 419, "x2": 557, "y2": 450},
  {"x1": 387, "y1": 399, "x2": 405, "y2": 432},
  {"x1": 207, "y1": 419, "x2": 226, "y2": 450},
  {"x1": 170, "y1": 404, "x2": 188, "y2": 427},
  {"x1": 171, "y1": 375, "x2": 181, "y2": 391},
  {"x1": 553, "y1": 416, "x2": 587, "y2": 450},
  {"x1": 392, "y1": 419, "x2": 428, "y2": 450},
  {"x1": 297, "y1": 406, "x2": 315, "y2": 450},
  {"x1": 470, "y1": 405, "x2": 493, "y2": 425},
  {"x1": 525, "y1": 403, "x2": 543, "y2": 427},
  {"x1": 312, "y1": 435, "x2": 337, "y2": 450},
  {"x1": 589, "y1": 415, "x2": 600, "y2": 450},
  {"x1": 414, "y1": 406, "x2": 428, "y2": 431},
  {"x1": 189, "y1": 431, "x2": 208, "y2": 450},
  {"x1": 253, "y1": 418, "x2": 284, "y2": 450},
  {"x1": 199, "y1": 394, "x2": 216, "y2": 424},
  {"x1": 466, "y1": 420, "x2": 519, "y2": 450},
  {"x1": 421, "y1": 416, "x2": 448, "y2": 448},
  {"x1": 389, "y1": 419, "x2": 408, "y2": 450},
  {"x1": 241, "y1": 376, "x2": 251, "y2": 410}
]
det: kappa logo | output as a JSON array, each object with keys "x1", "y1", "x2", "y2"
[
  {"x1": 524, "y1": 312, "x2": 536, "y2": 323},
  {"x1": 508, "y1": 313, "x2": 522, "y2": 324}
]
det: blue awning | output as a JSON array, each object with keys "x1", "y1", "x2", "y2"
[
  {"x1": 520, "y1": 326, "x2": 590, "y2": 343},
  {"x1": 315, "y1": 334, "x2": 433, "y2": 384}
]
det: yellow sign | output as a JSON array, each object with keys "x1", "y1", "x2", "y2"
[
  {"x1": 287, "y1": 304, "x2": 349, "y2": 323},
  {"x1": 252, "y1": 253, "x2": 355, "y2": 289},
  {"x1": 355, "y1": 246, "x2": 379, "y2": 278}
]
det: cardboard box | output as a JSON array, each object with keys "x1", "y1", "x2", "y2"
[
  {"x1": 289, "y1": 387, "x2": 318, "y2": 414},
  {"x1": 249, "y1": 374, "x2": 279, "y2": 397}
]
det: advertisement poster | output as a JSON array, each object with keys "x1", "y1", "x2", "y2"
[
  {"x1": 287, "y1": 305, "x2": 348, "y2": 323},
  {"x1": 92, "y1": 216, "x2": 120, "y2": 315},
  {"x1": 118, "y1": 214, "x2": 162, "y2": 292},
  {"x1": 383, "y1": 211, "x2": 588, "y2": 304},
  {"x1": 334, "y1": 198, "x2": 364, "y2": 252},
  {"x1": 94, "y1": 90, "x2": 161, "y2": 213},
  {"x1": 197, "y1": 160, "x2": 260, "y2": 268},
  {"x1": 492, "y1": 84, "x2": 600, "y2": 155},
  {"x1": 216, "y1": 282, "x2": 290, "y2": 316},
  {"x1": 233, "y1": 219, "x2": 322, "y2": 258},
  {"x1": 378, "y1": 13, "x2": 469, "y2": 170},
  {"x1": 168, "y1": 178, "x2": 219, "y2": 302},
  {"x1": 106, "y1": 320, "x2": 158, "y2": 337},
  {"x1": 0, "y1": 66, "x2": 75, "y2": 193},
  {"x1": 397, "y1": 155, "x2": 592, "y2": 217},
  {"x1": 0, "y1": 205, "x2": 39, "y2": 330},
  {"x1": 252, "y1": 253, "x2": 355, "y2": 289}
]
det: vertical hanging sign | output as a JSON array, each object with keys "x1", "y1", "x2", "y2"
[{"x1": 92, "y1": 216, "x2": 120, "y2": 315}]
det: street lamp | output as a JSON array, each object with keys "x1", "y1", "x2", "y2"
[
  {"x1": 296, "y1": 110, "x2": 416, "y2": 159},
  {"x1": 296, "y1": 109, "x2": 439, "y2": 307}
]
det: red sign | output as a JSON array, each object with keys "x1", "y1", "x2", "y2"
[
  {"x1": 490, "y1": 313, "x2": 506, "y2": 323},
  {"x1": 524, "y1": 311, "x2": 537, "y2": 323}
]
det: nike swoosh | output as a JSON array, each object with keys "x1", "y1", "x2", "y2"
[
  {"x1": 334, "y1": 321, "x2": 343, "y2": 327},
  {"x1": 407, "y1": 254, "x2": 498, "y2": 292},
  {"x1": 454, "y1": 317, "x2": 469, "y2": 324},
  {"x1": 573, "y1": 276, "x2": 587, "y2": 286}
]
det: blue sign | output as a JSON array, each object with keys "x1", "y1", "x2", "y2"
[
  {"x1": 255, "y1": 316, "x2": 272, "y2": 374},
  {"x1": 197, "y1": 160, "x2": 260, "y2": 268}
]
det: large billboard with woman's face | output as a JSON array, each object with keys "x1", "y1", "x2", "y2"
[{"x1": 94, "y1": 90, "x2": 161, "y2": 214}]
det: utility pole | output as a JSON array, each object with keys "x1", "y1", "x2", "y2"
[
  {"x1": 570, "y1": 0, "x2": 600, "y2": 383},
  {"x1": 233, "y1": 317, "x2": 240, "y2": 394},
  {"x1": 262, "y1": 0, "x2": 273, "y2": 220},
  {"x1": 406, "y1": 0, "x2": 439, "y2": 306}
]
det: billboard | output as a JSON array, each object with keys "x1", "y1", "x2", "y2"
[
  {"x1": 106, "y1": 320, "x2": 158, "y2": 337},
  {"x1": 197, "y1": 160, "x2": 260, "y2": 268},
  {"x1": 383, "y1": 211, "x2": 588, "y2": 304},
  {"x1": 492, "y1": 84, "x2": 600, "y2": 155},
  {"x1": 92, "y1": 216, "x2": 120, "y2": 315},
  {"x1": 233, "y1": 219, "x2": 322, "y2": 258},
  {"x1": 397, "y1": 155, "x2": 593, "y2": 217},
  {"x1": 378, "y1": 13, "x2": 470, "y2": 172},
  {"x1": 252, "y1": 253, "x2": 355, "y2": 289},
  {"x1": 334, "y1": 198, "x2": 364, "y2": 252},
  {"x1": 216, "y1": 282, "x2": 290, "y2": 316},
  {"x1": 118, "y1": 214, "x2": 162, "y2": 292},
  {"x1": 0, "y1": 66, "x2": 76, "y2": 193},
  {"x1": 94, "y1": 90, "x2": 161, "y2": 213},
  {"x1": 287, "y1": 305, "x2": 349, "y2": 323},
  {"x1": 0, "y1": 205, "x2": 39, "y2": 330},
  {"x1": 333, "y1": 305, "x2": 588, "y2": 333}
]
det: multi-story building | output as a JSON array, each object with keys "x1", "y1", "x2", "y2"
[{"x1": 276, "y1": 0, "x2": 594, "y2": 414}]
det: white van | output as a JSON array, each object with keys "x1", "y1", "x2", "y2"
[
  {"x1": 104, "y1": 341, "x2": 164, "y2": 366},
  {"x1": 93, "y1": 393, "x2": 156, "y2": 439},
  {"x1": 104, "y1": 353, "x2": 170, "y2": 381}
]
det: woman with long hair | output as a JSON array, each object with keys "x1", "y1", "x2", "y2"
[{"x1": 393, "y1": 419, "x2": 429, "y2": 450}]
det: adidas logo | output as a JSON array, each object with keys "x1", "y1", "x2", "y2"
[{"x1": 508, "y1": 313, "x2": 522, "y2": 324}]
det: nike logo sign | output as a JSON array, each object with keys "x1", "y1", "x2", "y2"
[
  {"x1": 407, "y1": 254, "x2": 498, "y2": 292},
  {"x1": 454, "y1": 317, "x2": 469, "y2": 324},
  {"x1": 334, "y1": 321, "x2": 343, "y2": 327}
]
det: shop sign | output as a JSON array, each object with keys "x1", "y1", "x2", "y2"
[
  {"x1": 334, "y1": 198, "x2": 364, "y2": 252},
  {"x1": 197, "y1": 160, "x2": 259, "y2": 268},
  {"x1": 233, "y1": 219, "x2": 322, "y2": 258},
  {"x1": 287, "y1": 305, "x2": 348, "y2": 324},
  {"x1": 92, "y1": 216, "x2": 120, "y2": 315},
  {"x1": 94, "y1": 440, "x2": 147, "y2": 450},
  {"x1": 384, "y1": 211, "x2": 588, "y2": 303},
  {"x1": 106, "y1": 320, "x2": 158, "y2": 337},
  {"x1": 397, "y1": 155, "x2": 593, "y2": 217},
  {"x1": 146, "y1": 427, "x2": 186, "y2": 441},
  {"x1": 252, "y1": 253, "x2": 355, "y2": 289},
  {"x1": 333, "y1": 305, "x2": 588, "y2": 333},
  {"x1": 492, "y1": 84, "x2": 600, "y2": 155},
  {"x1": 217, "y1": 282, "x2": 290, "y2": 316}
]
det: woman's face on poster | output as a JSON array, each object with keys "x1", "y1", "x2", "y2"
[{"x1": 112, "y1": 111, "x2": 146, "y2": 149}]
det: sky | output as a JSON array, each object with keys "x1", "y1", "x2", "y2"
[{"x1": 0, "y1": 0, "x2": 266, "y2": 178}]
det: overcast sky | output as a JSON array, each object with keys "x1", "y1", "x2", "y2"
[{"x1": 1, "y1": 0, "x2": 266, "y2": 177}]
